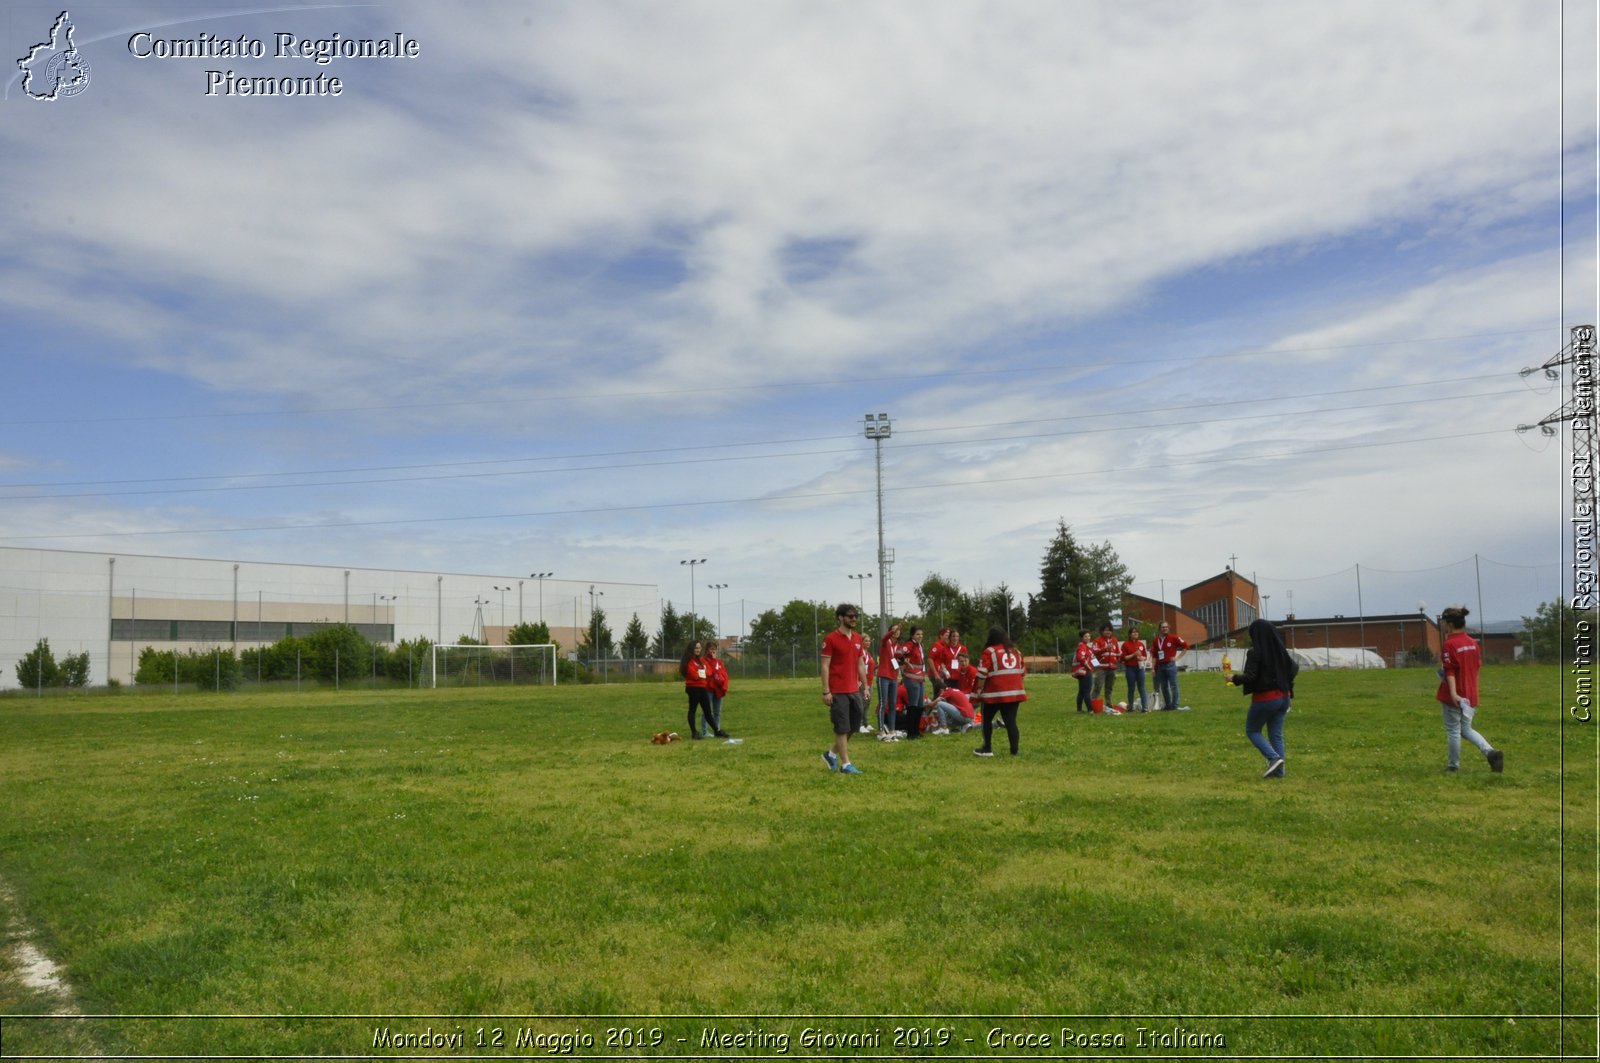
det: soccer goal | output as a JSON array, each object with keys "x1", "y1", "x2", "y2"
[{"x1": 430, "y1": 644, "x2": 559, "y2": 688}]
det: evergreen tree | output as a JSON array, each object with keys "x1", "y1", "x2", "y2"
[
  {"x1": 619, "y1": 614, "x2": 650, "y2": 659},
  {"x1": 1029, "y1": 519, "x2": 1132, "y2": 632},
  {"x1": 580, "y1": 606, "x2": 614, "y2": 660},
  {"x1": 652, "y1": 602, "x2": 684, "y2": 657}
]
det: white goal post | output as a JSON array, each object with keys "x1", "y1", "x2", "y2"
[{"x1": 430, "y1": 644, "x2": 559, "y2": 688}]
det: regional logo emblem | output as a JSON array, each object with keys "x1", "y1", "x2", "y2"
[{"x1": 17, "y1": 11, "x2": 91, "y2": 101}]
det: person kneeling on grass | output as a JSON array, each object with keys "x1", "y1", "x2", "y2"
[
  {"x1": 929, "y1": 686, "x2": 978, "y2": 734},
  {"x1": 1436, "y1": 605, "x2": 1502, "y2": 774}
]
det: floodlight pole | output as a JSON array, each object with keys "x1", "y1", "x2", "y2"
[
  {"x1": 709, "y1": 583, "x2": 729, "y2": 640},
  {"x1": 864, "y1": 412, "x2": 891, "y2": 641},
  {"x1": 530, "y1": 572, "x2": 554, "y2": 623},
  {"x1": 681, "y1": 559, "x2": 707, "y2": 638},
  {"x1": 848, "y1": 573, "x2": 873, "y2": 624}
]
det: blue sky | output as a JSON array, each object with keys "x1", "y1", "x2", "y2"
[{"x1": 1, "y1": 0, "x2": 1595, "y2": 632}]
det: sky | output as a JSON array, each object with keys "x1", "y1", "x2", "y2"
[{"x1": 1, "y1": 0, "x2": 1596, "y2": 634}]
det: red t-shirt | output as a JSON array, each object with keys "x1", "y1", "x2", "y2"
[
  {"x1": 951, "y1": 662, "x2": 976, "y2": 694},
  {"x1": 937, "y1": 687, "x2": 976, "y2": 720},
  {"x1": 976, "y1": 644, "x2": 1028, "y2": 703},
  {"x1": 876, "y1": 634, "x2": 901, "y2": 681},
  {"x1": 821, "y1": 628, "x2": 865, "y2": 694},
  {"x1": 1152, "y1": 633, "x2": 1187, "y2": 663},
  {"x1": 1120, "y1": 638, "x2": 1148, "y2": 668},
  {"x1": 1070, "y1": 642, "x2": 1095, "y2": 678},
  {"x1": 901, "y1": 640, "x2": 927, "y2": 680},
  {"x1": 707, "y1": 657, "x2": 729, "y2": 698},
  {"x1": 682, "y1": 656, "x2": 709, "y2": 688},
  {"x1": 1093, "y1": 636, "x2": 1120, "y2": 671},
  {"x1": 929, "y1": 640, "x2": 955, "y2": 681},
  {"x1": 1437, "y1": 631, "x2": 1481, "y2": 706}
]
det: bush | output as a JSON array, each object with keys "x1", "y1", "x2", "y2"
[
  {"x1": 14, "y1": 638, "x2": 60, "y2": 689},
  {"x1": 134, "y1": 646, "x2": 242, "y2": 690}
]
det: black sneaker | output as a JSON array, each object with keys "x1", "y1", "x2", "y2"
[
  {"x1": 1487, "y1": 749, "x2": 1504, "y2": 773},
  {"x1": 973, "y1": 748, "x2": 994, "y2": 758},
  {"x1": 1261, "y1": 757, "x2": 1285, "y2": 778}
]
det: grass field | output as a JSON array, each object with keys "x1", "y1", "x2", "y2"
[{"x1": 0, "y1": 666, "x2": 1594, "y2": 1060}]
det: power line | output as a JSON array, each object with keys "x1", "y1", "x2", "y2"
[
  {"x1": 0, "y1": 328, "x2": 1551, "y2": 428},
  {"x1": 0, "y1": 427, "x2": 1508, "y2": 543},
  {"x1": 0, "y1": 376, "x2": 1528, "y2": 500}
]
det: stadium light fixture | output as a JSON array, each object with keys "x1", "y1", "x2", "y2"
[{"x1": 530, "y1": 572, "x2": 554, "y2": 623}]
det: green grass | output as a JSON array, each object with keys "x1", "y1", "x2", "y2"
[{"x1": 0, "y1": 666, "x2": 1593, "y2": 1059}]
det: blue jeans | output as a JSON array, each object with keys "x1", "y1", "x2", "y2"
[
  {"x1": 1075, "y1": 673, "x2": 1093, "y2": 711},
  {"x1": 1155, "y1": 662, "x2": 1179, "y2": 710},
  {"x1": 876, "y1": 676, "x2": 898, "y2": 730},
  {"x1": 1246, "y1": 695, "x2": 1289, "y2": 773},
  {"x1": 1123, "y1": 666, "x2": 1147, "y2": 709}
]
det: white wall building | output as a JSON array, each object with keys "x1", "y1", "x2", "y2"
[{"x1": 0, "y1": 547, "x2": 658, "y2": 689}]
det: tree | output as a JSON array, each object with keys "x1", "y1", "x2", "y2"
[
  {"x1": 652, "y1": 602, "x2": 684, "y2": 658},
  {"x1": 1522, "y1": 599, "x2": 1587, "y2": 663},
  {"x1": 1029, "y1": 519, "x2": 1133, "y2": 633},
  {"x1": 744, "y1": 600, "x2": 827, "y2": 656},
  {"x1": 59, "y1": 650, "x2": 90, "y2": 687},
  {"x1": 15, "y1": 638, "x2": 60, "y2": 689},
  {"x1": 506, "y1": 621, "x2": 553, "y2": 649},
  {"x1": 580, "y1": 606, "x2": 614, "y2": 661},
  {"x1": 619, "y1": 614, "x2": 650, "y2": 660}
]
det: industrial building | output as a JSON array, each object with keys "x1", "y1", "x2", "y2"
[{"x1": 0, "y1": 547, "x2": 658, "y2": 689}]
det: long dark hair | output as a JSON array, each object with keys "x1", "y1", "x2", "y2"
[
  {"x1": 1245, "y1": 618, "x2": 1295, "y2": 690},
  {"x1": 679, "y1": 639, "x2": 702, "y2": 678},
  {"x1": 984, "y1": 626, "x2": 1014, "y2": 651}
]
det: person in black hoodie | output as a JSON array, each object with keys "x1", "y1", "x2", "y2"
[{"x1": 1229, "y1": 619, "x2": 1298, "y2": 779}]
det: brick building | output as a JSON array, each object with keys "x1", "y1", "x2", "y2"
[{"x1": 1275, "y1": 612, "x2": 1440, "y2": 665}]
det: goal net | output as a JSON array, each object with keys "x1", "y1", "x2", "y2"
[{"x1": 430, "y1": 644, "x2": 559, "y2": 688}]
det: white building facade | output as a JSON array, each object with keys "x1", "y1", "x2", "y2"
[{"x1": 0, "y1": 547, "x2": 658, "y2": 689}]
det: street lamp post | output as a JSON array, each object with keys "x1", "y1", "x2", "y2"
[
  {"x1": 493, "y1": 585, "x2": 511, "y2": 630},
  {"x1": 588, "y1": 585, "x2": 605, "y2": 680},
  {"x1": 530, "y1": 573, "x2": 554, "y2": 623},
  {"x1": 848, "y1": 573, "x2": 872, "y2": 618},
  {"x1": 863, "y1": 413, "x2": 891, "y2": 643},
  {"x1": 680, "y1": 559, "x2": 707, "y2": 638},
  {"x1": 708, "y1": 583, "x2": 729, "y2": 641}
]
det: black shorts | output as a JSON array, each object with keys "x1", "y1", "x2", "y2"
[{"x1": 828, "y1": 692, "x2": 865, "y2": 736}]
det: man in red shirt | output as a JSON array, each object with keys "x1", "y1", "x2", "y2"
[
  {"x1": 1151, "y1": 621, "x2": 1188, "y2": 711},
  {"x1": 820, "y1": 603, "x2": 868, "y2": 775},
  {"x1": 1436, "y1": 605, "x2": 1501, "y2": 773}
]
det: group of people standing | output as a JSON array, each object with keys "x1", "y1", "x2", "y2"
[
  {"x1": 820, "y1": 603, "x2": 1030, "y2": 773},
  {"x1": 1069, "y1": 621, "x2": 1190, "y2": 714},
  {"x1": 679, "y1": 601, "x2": 1504, "y2": 781}
]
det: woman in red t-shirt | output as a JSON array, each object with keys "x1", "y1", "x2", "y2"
[
  {"x1": 680, "y1": 640, "x2": 714, "y2": 739},
  {"x1": 1121, "y1": 624, "x2": 1150, "y2": 712},
  {"x1": 898, "y1": 626, "x2": 928, "y2": 739},
  {"x1": 1070, "y1": 629, "x2": 1096, "y2": 713}
]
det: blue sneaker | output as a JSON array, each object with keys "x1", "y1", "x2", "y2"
[
  {"x1": 840, "y1": 762, "x2": 864, "y2": 775},
  {"x1": 822, "y1": 750, "x2": 839, "y2": 772}
]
